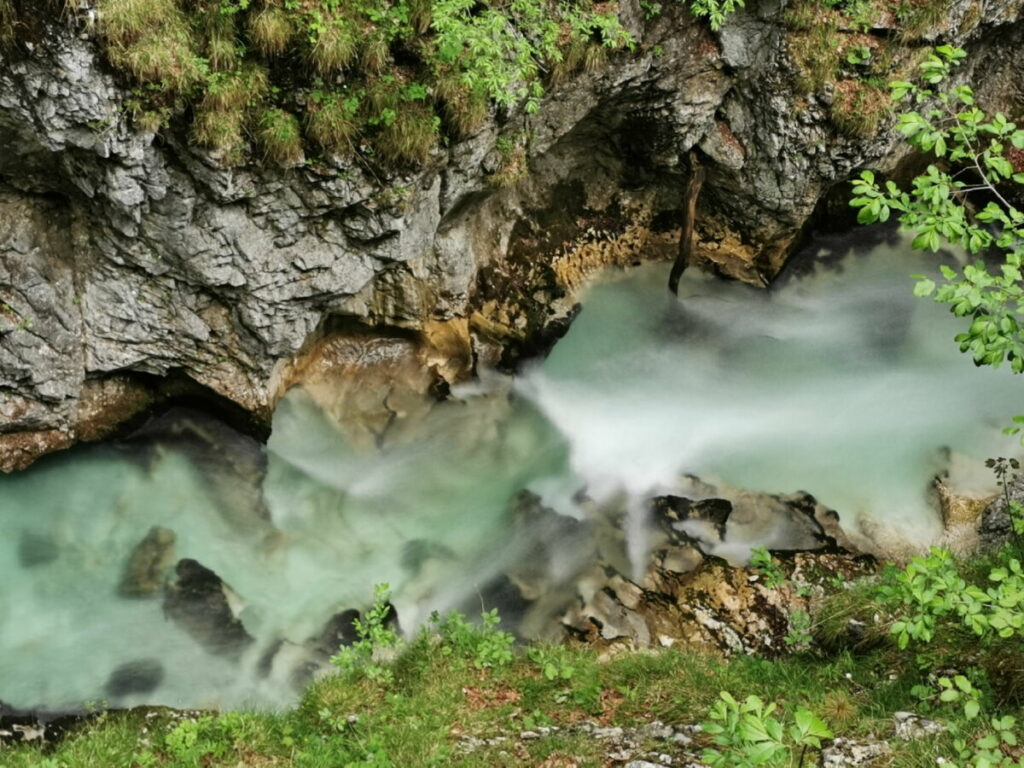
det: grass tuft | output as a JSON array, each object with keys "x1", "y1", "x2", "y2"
[
  {"x1": 206, "y1": 30, "x2": 239, "y2": 71},
  {"x1": 829, "y1": 80, "x2": 889, "y2": 138},
  {"x1": 257, "y1": 107, "x2": 304, "y2": 167},
  {"x1": 306, "y1": 92, "x2": 360, "y2": 155},
  {"x1": 98, "y1": 0, "x2": 201, "y2": 93},
  {"x1": 190, "y1": 105, "x2": 246, "y2": 160},
  {"x1": 787, "y1": 19, "x2": 841, "y2": 94},
  {"x1": 248, "y1": 5, "x2": 293, "y2": 56},
  {"x1": 202, "y1": 64, "x2": 269, "y2": 112},
  {"x1": 409, "y1": 0, "x2": 431, "y2": 35},
  {"x1": 308, "y1": 17, "x2": 357, "y2": 76},
  {"x1": 436, "y1": 74, "x2": 488, "y2": 137},
  {"x1": 582, "y1": 43, "x2": 607, "y2": 74},
  {"x1": 373, "y1": 103, "x2": 439, "y2": 166},
  {"x1": 896, "y1": 0, "x2": 951, "y2": 40},
  {"x1": 360, "y1": 32, "x2": 391, "y2": 75}
]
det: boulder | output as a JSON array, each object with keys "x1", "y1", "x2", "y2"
[
  {"x1": 118, "y1": 526, "x2": 176, "y2": 598},
  {"x1": 17, "y1": 531, "x2": 58, "y2": 568},
  {"x1": 162, "y1": 559, "x2": 254, "y2": 658},
  {"x1": 103, "y1": 658, "x2": 165, "y2": 697}
]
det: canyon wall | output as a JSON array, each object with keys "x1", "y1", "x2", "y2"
[{"x1": 1, "y1": 0, "x2": 1022, "y2": 469}]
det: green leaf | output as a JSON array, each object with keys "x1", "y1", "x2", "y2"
[{"x1": 913, "y1": 278, "x2": 936, "y2": 297}]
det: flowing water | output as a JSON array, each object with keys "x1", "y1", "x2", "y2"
[{"x1": 1, "y1": 227, "x2": 1021, "y2": 712}]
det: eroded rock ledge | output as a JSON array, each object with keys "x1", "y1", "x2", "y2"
[{"x1": 2, "y1": 0, "x2": 1024, "y2": 469}]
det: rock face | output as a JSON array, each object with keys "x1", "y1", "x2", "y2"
[{"x1": 2, "y1": 0, "x2": 1024, "y2": 469}]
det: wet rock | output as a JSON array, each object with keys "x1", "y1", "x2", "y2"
[
  {"x1": 162, "y1": 559, "x2": 254, "y2": 658},
  {"x1": 309, "y1": 609, "x2": 362, "y2": 662},
  {"x1": 257, "y1": 638, "x2": 320, "y2": 691},
  {"x1": 119, "y1": 526, "x2": 176, "y2": 597},
  {"x1": 17, "y1": 531, "x2": 58, "y2": 567},
  {"x1": 653, "y1": 478, "x2": 851, "y2": 558},
  {"x1": 104, "y1": 658, "x2": 165, "y2": 697},
  {"x1": 651, "y1": 495, "x2": 732, "y2": 544},
  {"x1": 128, "y1": 409, "x2": 274, "y2": 537},
  {"x1": 979, "y1": 475, "x2": 1024, "y2": 550},
  {"x1": 566, "y1": 544, "x2": 873, "y2": 655},
  {"x1": 935, "y1": 478, "x2": 993, "y2": 529}
]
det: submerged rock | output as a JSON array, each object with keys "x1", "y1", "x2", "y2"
[
  {"x1": 118, "y1": 526, "x2": 176, "y2": 598},
  {"x1": 162, "y1": 559, "x2": 254, "y2": 658},
  {"x1": 17, "y1": 531, "x2": 58, "y2": 568},
  {"x1": 104, "y1": 659, "x2": 165, "y2": 697}
]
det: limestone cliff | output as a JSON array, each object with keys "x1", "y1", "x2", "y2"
[{"x1": 1, "y1": 0, "x2": 1022, "y2": 470}]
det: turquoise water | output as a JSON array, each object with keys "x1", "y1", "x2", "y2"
[{"x1": 1, "y1": 229, "x2": 1021, "y2": 710}]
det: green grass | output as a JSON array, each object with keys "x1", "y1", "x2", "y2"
[
  {"x1": 308, "y1": 17, "x2": 358, "y2": 77},
  {"x1": 4, "y1": 637, "x2": 1014, "y2": 767},
  {"x1": 248, "y1": 5, "x2": 294, "y2": 56},
  {"x1": 306, "y1": 93, "x2": 360, "y2": 156},
  {"x1": 373, "y1": 103, "x2": 439, "y2": 166},
  {"x1": 257, "y1": 108, "x2": 304, "y2": 167},
  {"x1": 190, "y1": 104, "x2": 246, "y2": 158},
  {"x1": 15, "y1": 546, "x2": 1024, "y2": 766},
  {"x1": 830, "y1": 80, "x2": 890, "y2": 137}
]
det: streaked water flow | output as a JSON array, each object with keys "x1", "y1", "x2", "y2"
[{"x1": 0, "y1": 229, "x2": 1020, "y2": 711}]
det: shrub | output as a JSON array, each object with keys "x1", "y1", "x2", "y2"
[
  {"x1": 256, "y1": 108, "x2": 304, "y2": 166},
  {"x1": 701, "y1": 691, "x2": 832, "y2": 768},
  {"x1": 331, "y1": 583, "x2": 400, "y2": 685}
]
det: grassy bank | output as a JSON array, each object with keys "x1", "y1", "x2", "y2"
[{"x1": 7, "y1": 541, "x2": 1024, "y2": 767}]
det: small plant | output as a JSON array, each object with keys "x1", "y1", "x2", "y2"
[
  {"x1": 750, "y1": 546, "x2": 785, "y2": 588},
  {"x1": 951, "y1": 716, "x2": 1022, "y2": 768},
  {"x1": 785, "y1": 609, "x2": 814, "y2": 648},
  {"x1": 845, "y1": 44, "x2": 871, "y2": 66},
  {"x1": 528, "y1": 645, "x2": 576, "y2": 682},
  {"x1": 689, "y1": 0, "x2": 745, "y2": 31},
  {"x1": 937, "y1": 674, "x2": 983, "y2": 720},
  {"x1": 701, "y1": 692, "x2": 832, "y2": 768},
  {"x1": 330, "y1": 583, "x2": 400, "y2": 685},
  {"x1": 429, "y1": 607, "x2": 514, "y2": 670}
]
